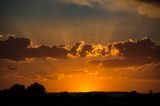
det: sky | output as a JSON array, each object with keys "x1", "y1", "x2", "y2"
[{"x1": 0, "y1": 0, "x2": 160, "y2": 92}]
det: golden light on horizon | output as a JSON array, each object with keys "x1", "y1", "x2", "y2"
[
  {"x1": 66, "y1": 74, "x2": 103, "y2": 92},
  {"x1": 43, "y1": 72, "x2": 103, "y2": 92},
  {"x1": 0, "y1": 0, "x2": 160, "y2": 97},
  {"x1": 74, "y1": 79, "x2": 95, "y2": 92}
]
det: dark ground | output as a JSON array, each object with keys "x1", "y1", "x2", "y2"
[
  {"x1": 0, "y1": 91, "x2": 160, "y2": 106},
  {"x1": 0, "y1": 83, "x2": 160, "y2": 106}
]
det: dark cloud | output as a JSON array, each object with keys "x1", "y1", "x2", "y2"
[
  {"x1": 113, "y1": 37, "x2": 160, "y2": 60},
  {"x1": 79, "y1": 44, "x2": 93, "y2": 57},
  {"x1": 1, "y1": 36, "x2": 160, "y2": 66},
  {"x1": 0, "y1": 37, "x2": 69, "y2": 61},
  {"x1": 88, "y1": 60, "x2": 101, "y2": 65},
  {"x1": 28, "y1": 45, "x2": 69, "y2": 59},
  {"x1": 90, "y1": 37, "x2": 160, "y2": 68},
  {"x1": 0, "y1": 37, "x2": 30, "y2": 60},
  {"x1": 0, "y1": 37, "x2": 108, "y2": 61},
  {"x1": 69, "y1": 41, "x2": 94, "y2": 57},
  {"x1": 70, "y1": 42, "x2": 82, "y2": 56},
  {"x1": 102, "y1": 58, "x2": 153, "y2": 68},
  {"x1": 69, "y1": 41, "x2": 110, "y2": 57},
  {"x1": 7, "y1": 65, "x2": 18, "y2": 70}
]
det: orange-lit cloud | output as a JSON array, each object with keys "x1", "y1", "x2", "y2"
[
  {"x1": 1, "y1": 36, "x2": 160, "y2": 63},
  {"x1": 0, "y1": 36, "x2": 118, "y2": 61},
  {"x1": 90, "y1": 37, "x2": 160, "y2": 68},
  {"x1": 69, "y1": 41, "x2": 110, "y2": 57}
]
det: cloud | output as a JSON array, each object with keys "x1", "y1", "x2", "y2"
[
  {"x1": 69, "y1": 41, "x2": 85, "y2": 56},
  {"x1": 113, "y1": 37, "x2": 159, "y2": 59},
  {"x1": 0, "y1": 36, "x2": 109, "y2": 61},
  {"x1": 7, "y1": 65, "x2": 18, "y2": 70},
  {"x1": 116, "y1": 63, "x2": 160, "y2": 81},
  {"x1": 59, "y1": 0, "x2": 160, "y2": 18},
  {"x1": 0, "y1": 35, "x2": 3, "y2": 38},
  {"x1": 135, "y1": 0, "x2": 160, "y2": 4},
  {"x1": 88, "y1": 60, "x2": 101, "y2": 65},
  {"x1": 0, "y1": 37, "x2": 31, "y2": 61},
  {"x1": 0, "y1": 36, "x2": 112, "y2": 61},
  {"x1": 59, "y1": 0, "x2": 136, "y2": 12},
  {"x1": 90, "y1": 37, "x2": 160, "y2": 68},
  {"x1": 102, "y1": 58, "x2": 152, "y2": 68},
  {"x1": 135, "y1": 0, "x2": 160, "y2": 18},
  {"x1": 133, "y1": 63, "x2": 160, "y2": 81},
  {"x1": 0, "y1": 37, "x2": 69, "y2": 61},
  {"x1": 69, "y1": 41, "x2": 109, "y2": 57},
  {"x1": 1, "y1": 36, "x2": 160, "y2": 65},
  {"x1": 59, "y1": 0, "x2": 96, "y2": 7},
  {"x1": 0, "y1": 60, "x2": 18, "y2": 74},
  {"x1": 79, "y1": 44, "x2": 93, "y2": 57},
  {"x1": 89, "y1": 62, "x2": 160, "y2": 81}
]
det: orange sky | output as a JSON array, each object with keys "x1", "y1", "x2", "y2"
[{"x1": 0, "y1": 0, "x2": 160, "y2": 93}]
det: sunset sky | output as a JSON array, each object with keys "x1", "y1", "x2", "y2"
[{"x1": 0, "y1": 0, "x2": 160, "y2": 92}]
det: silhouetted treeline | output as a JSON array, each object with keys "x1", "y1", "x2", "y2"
[
  {"x1": 0, "y1": 83, "x2": 160, "y2": 106},
  {"x1": 0, "y1": 83, "x2": 46, "y2": 97}
]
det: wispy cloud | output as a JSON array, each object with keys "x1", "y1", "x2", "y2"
[{"x1": 59, "y1": 0, "x2": 160, "y2": 18}]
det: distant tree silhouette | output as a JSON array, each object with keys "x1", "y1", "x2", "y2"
[
  {"x1": 0, "y1": 83, "x2": 160, "y2": 105},
  {"x1": 26, "y1": 82, "x2": 46, "y2": 96},
  {"x1": 9, "y1": 84, "x2": 26, "y2": 96},
  {"x1": 149, "y1": 90, "x2": 153, "y2": 94},
  {"x1": 60, "y1": 91, "x2": 71, "y2": 99}
]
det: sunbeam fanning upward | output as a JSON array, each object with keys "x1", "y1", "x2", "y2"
[{"x1": 0, "y1": 0, "x2": 160, "y2": 94}]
